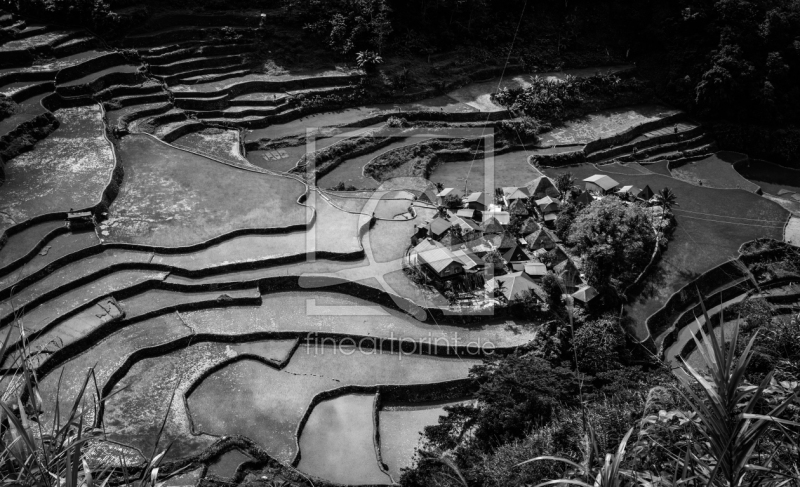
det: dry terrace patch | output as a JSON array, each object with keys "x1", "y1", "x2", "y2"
[
  {"x1": 0, "y1": 104, "x2": 115, "y2": 236},
  {"x1": 101, "y1": 134, "x2": 308, "y2": 247}
]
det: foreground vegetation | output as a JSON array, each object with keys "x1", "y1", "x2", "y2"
[{"x1": 401, "y1": 293, "x2": 800, "y2": 487}]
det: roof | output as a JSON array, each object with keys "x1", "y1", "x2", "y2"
[
  {"x1": 417, "y1": 189, "x2": 438, "y2": 205},
  {"x1": 525, "y1": 262, "x2": 548, "y2": 277},
  {"x1": 502, "y1": 245, "x2": 530, "y2": 263},
  {"x1": 555, "y1": 258, "x2": 580, "y2": 283},
  {"x1": 453, "y1": 248, "x2": 485, "y2": 270},
  {"x1": 639, "y1": 185, "x2": 654, "y2": 199},
  {"x1": 525, "y1": 229, "x2": 554, "y2": 249},
  {"x1": 481, "y1": 217, "x2": 505, "y2": 233},
  {"x1": 428, "y1": 217, "x2": 452, "y2": 238},
  {"x1": 470, "y1": 237, "x2": 494, "y2": 255},
  {"x1": 439, "y1": 230, "x2": 465, "y2": 247},
  {"x1": 526, "y1": 176, "x2": 560, "y2": 199},
  {"x1": 583, "y1": 174, "x2": 619, "y2": 191},
  {"x1": 436, "y1": 188, "x2": 454, "y2": 197},
  {"x1": 487, "y1": 272, "x2": 541, "y2": 302},
  {"x1": 502, "y1": 186, "x2": 531, "y2": 201},
  {"x1": 456, "y1": 208, "x2": 476, "y2": 220},
  {"x1": 617, "y1": 185, "x2": 641, "y2": 195},
  {"x1": 536, "y1": 196, "x2": 558, "y2": 208},
  {"x1": 544, "y1": 213, "x2": 558, "y2": 221},
  {"x1": 490, "y1": 232, "x2": 518, "y2": 251},
  {"x1": 67, "y1": 211, "x2": 93, "y2": 219},
  {"x1": 508, "y1": 198, "x2": 529, "y2": 215},
  {"x1": 572, "y1": 285, "x2": 598, "y2": 303},
  {"x1": 414, "y1": 239, "x2": 463, "y2": 275},
  {"x1": 519, "y1": 218, "x2": 541, "y2": 236},
  {"x1": 574, "y1": 190, "x2": 593, "y2": 206},
  {"x1": 453, "y1": 216, "x2": 481, "y2": 232},
  {"x1": 484, "y1": 211, "x2": 510, "y2": 225},
  {"x1": 465, "y1": 192, "x2": 488, "y2": 206}
]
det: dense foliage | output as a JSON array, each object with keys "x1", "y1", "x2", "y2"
[
  {"x1": 568, "y1": 197, "x2": 656, "y2": 296},
  {"x1": 493, "y1": 73, "x2": 647, "y2": 122}
]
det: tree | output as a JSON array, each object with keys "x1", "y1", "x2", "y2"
[
  {"x1": 654, "y1": 186, "x2": 678, "y2": 239},
  {"x1": 541, "y1": 272, "x2": 563, "y2": 310},
  {"x1": 443, "y1": 193, "x2": 462, "y2": 209},
  {"x1": 572, "y1": 315, "x2": 628, "y2": 373},
  {"x1": 554, "y1": 201, "x2": 577, "y2": 241},
  {"x1": 417, "y1": 353, "x2": 579, "y2": 454},
  {"x1": 554, "y1": 171, "x2": 575, "y2": 197},
  {"x1": 654, "y1": 186, "x2": 677, "y2": 212},
  {"x1": 568, "y1": 197, "x2": 656, "y2": 294}
]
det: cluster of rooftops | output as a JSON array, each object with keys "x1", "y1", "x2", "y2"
[{"x1": 403, "y1": 173, "x2": 658, "y2": 307}]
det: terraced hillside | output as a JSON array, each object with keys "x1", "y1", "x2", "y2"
[{"x1": 0, "y1": 9, "x2": 795, "y2": 487}]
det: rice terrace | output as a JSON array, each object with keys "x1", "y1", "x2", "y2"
[{"x1": 0, "y1": 1, "x2": 799, "y2": 487}]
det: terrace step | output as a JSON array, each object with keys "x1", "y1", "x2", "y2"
[
  {"x1": 106, "y1": 91, "x2": 170, "y2": 108},
  {"x1": 0, "y1": 80, "x2": 54, "y2": 102},
  {"x1": 143, "y1": 42, "x2": 254, "y2": 65},
  {"x1": 94, "y1": 80, "x2": 165, "y2": 101},
  {"x1": 137, "y1": 40, "x2": 205, "y2": 57},
  {"x1": 634, "y1": 137, "x2": 716, "y2": 163},
  {"x1": 229, "y1": 92, "x2": 286, "y2": 107},
  {"x1": 173, "y1": 93, "x2": 230, "y2": 110},
  {"x1": 52, "y1": 37, "x2": 99, "y2": 57},
  {"x1": 587, "y1": 122, "x2": 702, "y2": 162},
  {"x1": 149, "y1": 54, "x2": 247, "y2": 76},
  {"x1": 13, "y1": 24, "x2": 50, "y2": 40},
  {"x1": 189, "y1": 105, "x2": 280, "y2": 120},
  {"x1": 108, "y1": 101, "x2": 174, "y2": 131},
  {"x1": 171, "y1": 67, "x2": 250, "y2": 86},
  {"x1": 55, "y1": 64, "x2": 143, "y2": 96},
  {"x1": 122, "y1": 26, "x2": 255, "y2": 48},
  {"x1": 602, "y1": 133, "x2": 713, "y2": 164}
]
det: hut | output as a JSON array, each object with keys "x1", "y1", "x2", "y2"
[
  {"x1": 583, "y1": 174, "x2": 619, "y2": 194},
  {"x1": 465, "y1": 192, "x2": 488, "y2": 211},
  {"x1": 413, "y1": 239, "x2": 464, "y2": 281},
  {"x1": 526, "y1": 176, "x2": 560, "y2": 199}
]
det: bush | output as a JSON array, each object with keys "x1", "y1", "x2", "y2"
[
  {"x1": 493, "y1": 73, "x2": 647, "y2": 122},
  {"x1": 498, "y1": 116, "x2": 544, "y2": 141},
  {"x1": 572, "y1": 315, "x2": 628, "y2": 373},
  {"x1": 356, "y1": 50, "x2": 383, "y2": 71},
  {"x1": 0, "y1": 96, "x2": 16, "y2": 120}
]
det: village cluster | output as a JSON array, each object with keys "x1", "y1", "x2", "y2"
[{"x1": 407, "y1": 172, "x2": 656, "y2": 309}]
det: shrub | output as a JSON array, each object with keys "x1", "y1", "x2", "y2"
[
  {"x1": 0, "y1": 96, "x2": 16, "y2": 120},
  {"x1": 498, "y1": 116, "x2": 544, "y2": 141},
  {"x1": 356, "y1": 50, "x2": 384, "y2": 71}
]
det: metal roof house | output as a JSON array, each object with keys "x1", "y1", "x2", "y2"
[
  {"x1": 427, "y1": 217, "x2": 453, "y2": 239},
  {"x1": 465, "y1": 192, "x2": 488, "y2": 211},
  {"x1": 413, "y1": 238, "x2": 464, "y2": 279},
  {"x1": 583, "y1": 174, "x2": 619, "y2": 194},
  {"x1": 524, "y1": 262, "x2": 548, "y2": 279},
  {"x1": 453, "y1": 248, "x2": 485, "y2": 272},
  {"x1": 572, "y1": 285, "x2": 599, "y2": 304}
]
